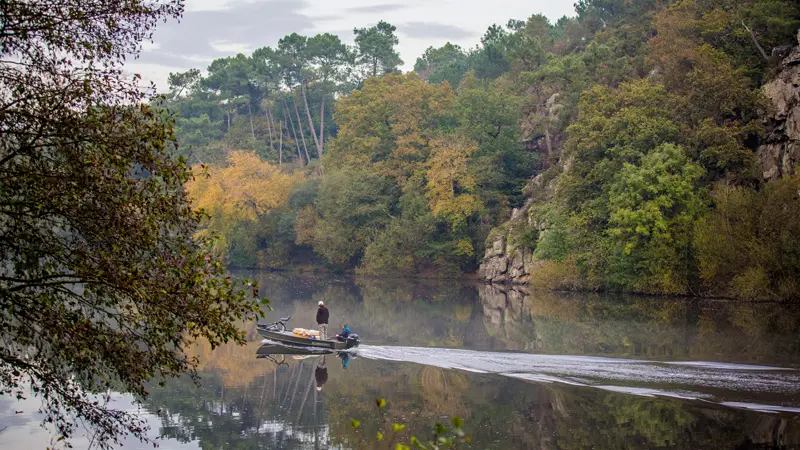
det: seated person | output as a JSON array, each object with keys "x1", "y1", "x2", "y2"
[{"x1": 335, "y1": 323, "x2": 351, "y2": 341}]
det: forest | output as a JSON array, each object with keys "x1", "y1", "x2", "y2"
[{"x1": 166, "y1": 0, "x2": 800, "y2": 300}]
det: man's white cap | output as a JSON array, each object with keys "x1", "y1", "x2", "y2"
[{"x1": 318, "y1": 301, "x2": 324, "y2": 306}]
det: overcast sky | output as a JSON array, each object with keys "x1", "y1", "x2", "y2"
[{"x1": 129, "y1": 0, "x2": 576, "y2": 91}]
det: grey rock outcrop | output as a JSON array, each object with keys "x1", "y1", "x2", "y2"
[
  {"x1": 759, "y1": 37, "x2": 800, "y2": 180},
  {"x1": 478, "y1": 178, "x2": 543, "y2": 284}
]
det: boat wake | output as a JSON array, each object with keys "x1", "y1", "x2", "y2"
[{"x1": 356, "y1": 345, "x2": 800, "y2": 413}]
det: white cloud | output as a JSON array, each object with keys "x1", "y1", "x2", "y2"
[{"x1": 134, "y1": 0, "x2": 576, "y2": 90}]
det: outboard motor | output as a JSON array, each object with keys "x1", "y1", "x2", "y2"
[{"x1": 345, "y1": 333, "x2": 360, "y2": 349}]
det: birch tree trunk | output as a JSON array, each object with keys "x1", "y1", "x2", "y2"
[
  {"x1": 265, "y1": 107, "x2": 274, "y2": 153},
  {"x1": 283, "y1": 98, "x2": 306, "y2": 166},
  {"x1": 319, "y1": 95, "x2": 325, "y2": 156},
  {"x1": 291, "y1": 92, "x2": 311, "y2": 163},
  {"x1": 279, "y1": 119, "x2": 284, "y2": 167},
  {"x1": 301, "y1": 84, "x2": 321, "y2": 157},
  {"x1": 247, "y1": 101, "x2": 255, "y2": 140}
]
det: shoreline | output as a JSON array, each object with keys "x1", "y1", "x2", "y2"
[{"x1": 227, "y1": 265, "x2": 787, "y2": 304}]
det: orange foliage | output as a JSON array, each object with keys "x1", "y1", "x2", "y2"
[
  {"x1": 186, "y1": 151, "x2": 304, "y2": 252},
  {"x1": 328, "y1": 73, "x2": 454, "y2": 186},
  {"x1": 425, "y1": 135, "x2": 482, "y2": 233}
]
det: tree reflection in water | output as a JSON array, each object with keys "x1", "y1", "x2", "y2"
[{"x1": 139, "y1": 273, "x2": 800, "y2": 449}]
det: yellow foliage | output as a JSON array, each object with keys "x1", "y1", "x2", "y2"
[
  {"x1": 186, "y1": 151, "x2": 304, "y2": 252},
  {"x1": 455, "y1": 239, "x2": 474, "y2": 257},
  {"x1": 529, "y1": 259, "x2": 583, "y2": 291},
  {"x1": 328, "y1": 73, "x2": 454, "y2": 186},
  {"x1": 294, "y1": 205, "x2": 317, "y2": 246},
  {"x1": 186, "y1": 339, "x2": 275, "y2": 388},
  {"x1": 425, "y1": 135, "x2": 482, "y2": 229},
  {"x1": 418, "y1": 366, "x2": 469, "y2": 416}
]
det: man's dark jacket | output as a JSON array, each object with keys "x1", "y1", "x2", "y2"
[
  {"x1": 315, "y1": 366, "x2": 328, "y2": 386},
  {"x1": 316, "y1": 306, "x2": 329, "y2": 324}
]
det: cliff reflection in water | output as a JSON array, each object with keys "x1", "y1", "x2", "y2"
[
  {"x1": 140, "y1": 273, "x2": 800, "y2": 449},
  {"x1": 478, "y1": 283, "x2": 800, "y2": 365}
]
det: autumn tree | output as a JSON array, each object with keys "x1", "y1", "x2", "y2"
[
  {"x1": 648, "y1": 0, "x2": 764, "y2": 181},
  {"x1": 187, "y1": 151, "x2": 304, "y2": 258},
  {"x1": 0, "y1": 0, "x2": 263, "y2": 447},
  {"x1": 695, "y1": 176, "x2": 800, "y2": 300},
  {"x1": 426, "y1": 136, "x2": 483, "y2": 239},
  {"x1": 327, "y1": 73, "x2": 454, "y2": 186}
]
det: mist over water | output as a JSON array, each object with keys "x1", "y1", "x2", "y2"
[{"x1": 4, "y1": 272, "x2": 800, "y2": 448}]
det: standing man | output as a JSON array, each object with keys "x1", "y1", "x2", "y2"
[{"x1": 316, "y1": 300, "x2": 329, "y2": 340}]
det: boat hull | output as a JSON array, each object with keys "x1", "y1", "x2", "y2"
[
  {"x1": 256, "y1": 343, "x2": 333, "y2": 356},
  {"x1": 257, "y1": 328, "x2": 351, "y2": 350}
]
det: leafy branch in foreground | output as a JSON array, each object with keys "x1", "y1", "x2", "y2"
[
  {"x1": 0, "y1": 0, "x2": 264, "y2": 447},
  {"x1": 349, "y1": 397, "x2": 471, "y2": 449}
]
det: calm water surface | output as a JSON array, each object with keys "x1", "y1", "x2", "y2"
[{"x1": 2, "y1": 272, "x2": 800, "y2": 449}]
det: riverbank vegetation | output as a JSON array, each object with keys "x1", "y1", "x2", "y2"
[{"x1": 169, "y1": 1, "x2": 800, "y2": 300}]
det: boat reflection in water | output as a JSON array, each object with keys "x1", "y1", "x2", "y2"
[{"x1": 256, "y1": 343, "x2": 357, "y2": 371}]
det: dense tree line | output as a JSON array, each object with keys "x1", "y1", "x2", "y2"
[
  {"x1": 171, "y1": 0, "x2": 800, "y2": 299},
  {"x1": 521, "y1": 0, "x2": 800, "y2": 300},
  {"x1": 170, "y1": 19, "x2": 541, "y2": 274}
]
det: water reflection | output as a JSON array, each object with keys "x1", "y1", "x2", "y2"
[
  {"x1": 477, "y1": 284, "x2": 800, "y2": 365},
  {"x1": 243, "y1": 271, "x2": 800, "y2": 366},
  {"x1": 256, "y1": 344, "x2": 356, "y2": 371},
  {"x1": 138, "y1": 340, "x2": 800, "y2": 449},
  {"x1": 4, "y1": 273, "x2": 800, "y2": 449},
  {"x1": 138, "y1": 273, "x2": 800, "y2": 449}
]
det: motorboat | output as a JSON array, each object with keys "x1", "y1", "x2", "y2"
[{"x1": 257, "y1": 322, "x2": 360, "y2": 350}]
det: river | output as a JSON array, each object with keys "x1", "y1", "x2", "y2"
[{"x1": 2, "y1": 272, "x2": 800, "y2": 449}]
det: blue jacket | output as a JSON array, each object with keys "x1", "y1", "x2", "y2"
[{"x1": 338, "y1": 326, "x2": 351, "y2": 339}]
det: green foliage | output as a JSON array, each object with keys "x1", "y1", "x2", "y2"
[
  {"x1": 154, "y1": 0, "x2": 799, "y2": 299},
  {"x1": 358, "y1": 191, "x2": 438, "y2": 276},
  {"x1": 456, "y1": 74, "x2": 533, "y2": 210},
  {"x1": 560, "y1": 79, "x2": 684, "y2": 224},
  {"x1": 605, "y1": 144, "x2": 706, "y2": 293},
  {"x1": 414, "y1": 42, "x2": 469, "y2": 88},
  {"x1": 312, "y1": 169, "x2": 398, "y2": 267},
  {"x1": 534, "y1": 73, "x2": 756, "y2": 294},
  {"x1": 531, "y1": 202, "x2": 574, "y2": 262},
  {"x1": 695, "y1": 177, "x2": 800, "y2": 301},
  {"x1": 353, "y1": 20, "x2": 403, "y2": 78},
  {"x1": 470, "y1": 24, "x2": 511, "y2": 81},
  {"x1": 0, "y1": 0, "x2": 263, "y2": 447}
]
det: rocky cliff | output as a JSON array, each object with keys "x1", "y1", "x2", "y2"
[
  {"x1": 478, "y1": 173, "x2": 552, "y2": 284},
  {"x1": 759, "y1": 36, "x2": 800, "y2": 180},
  {"x1": 477, "y1": 204, "x2": 535, "y2": 284},
  {"x1": 480, "y1": 37, "x2": 800, "y2": 285}
]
